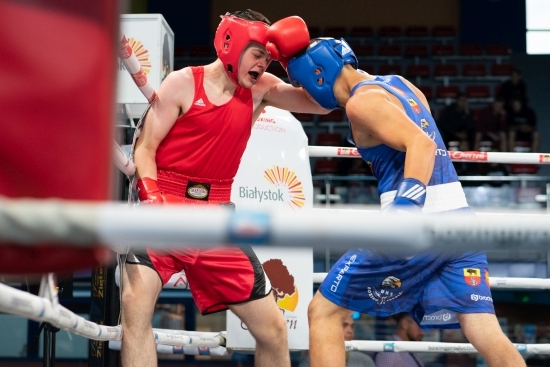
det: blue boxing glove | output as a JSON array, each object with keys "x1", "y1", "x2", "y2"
[{"x1": 384, "y1": 178, "x2": 426, "y2": 214}]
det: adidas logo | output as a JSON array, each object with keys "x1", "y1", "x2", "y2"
[
  {"x1": 194, "y1": 98, "x2": 206, "y2": 107},
  {"x1": 340, "y1": 42, "x2": 352, "y2": 56}
]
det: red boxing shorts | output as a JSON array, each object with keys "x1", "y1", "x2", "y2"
[{"x1": 127, "y1": 245, "x2": 271, "y2": 314}]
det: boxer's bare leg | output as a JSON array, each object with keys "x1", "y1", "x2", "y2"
[
  {"x1": 458, "y1": 313, "x2": 526, "y2": 367},
  {"x1": 229, "y1": 292, "x2": 290, "y2": 367},
  {"x1": 308, "y1": 292, "x2": 353, "y2": 367},
  {"x1": 121, "y1": 264, "x2": 162, "y2": 367}
]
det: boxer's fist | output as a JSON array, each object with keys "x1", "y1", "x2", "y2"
[
  {"x1": 266, "y1": 16, "x2": 309, "y2": 69},
  {"x1": 384, "y1": 178, "x2": 426, "y2": 214},
  {"x1": 136, "y1": 177, "x2": 181, "y2": 204}
]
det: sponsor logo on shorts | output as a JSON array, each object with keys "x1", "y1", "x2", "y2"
[
  {"x1": 463, "y1": 268, "x2": 481, "y2": 286},
  {"x1": 383, "y1": 343, "x2": 395, "y2": 352},
  {"x1": 330, "y1": 254, "x2": 357, "y2": 292},
  {"x1": 185, "y1": 181, "x2": 210, "y2": 201},
  {"x1": 470, "y1": 294, "x2": 493, "y2": 302},
  {"x1": 423, "y1": 312, "x2": 452, "y2": 322},
  {"x1": 540, "y1": 154, "x2": 550, "y2": 163},
  {"x1": 367, "y1": 276, "x2": 404, "y2": 305}
]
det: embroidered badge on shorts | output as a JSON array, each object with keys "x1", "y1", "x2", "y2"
[
  {"x1": 185, "y1": 181, "x2": 210, "y2": 201},
  {"x1": 366, "y1": 275, "x2": 404, "y2": 305},
  {"x1": 463, "y1": 268, "x2": 481, "y2": 286}
]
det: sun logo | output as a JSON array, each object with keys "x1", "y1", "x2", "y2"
[
  {"x1": 263, "y1": 259, "x2": 299, "y2": 312},
  {"x1": 263, "y1": 166, "x2": 305, "y2": 210},
  {"x1": 127, "y1": 37, "x2": 152, "y2": 74}
]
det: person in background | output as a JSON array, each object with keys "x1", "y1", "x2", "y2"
[
  {"x1": 438, "y1": 92, "x2": 476, "y2": 151},
  {"x1": 474, "y1": 97, "x2": 507, "y2": 153},
  {"x1": 497, "y1": 67, "x2": 528, "y2": 111},
  {"x1": 507, "y1": 97, "x2": 539, "y2": 153},
  {"x1": 299, "y1": 314, "x2": 376, "y2": 367},
  {"x1": 375, "y1": 313, "x2": 425, "y2": 367}
]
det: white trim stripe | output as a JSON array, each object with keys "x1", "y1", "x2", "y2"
[
  {"x1": 381, "y1": 181, "x2": 468, "y2": 212},
  {"x1": 402, "y1": 184, "x2": 420, "y2": 197}
]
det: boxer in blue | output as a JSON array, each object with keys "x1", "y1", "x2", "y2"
[{"x1": 286, "y1": 38, "x2": 525, "y2": 367}]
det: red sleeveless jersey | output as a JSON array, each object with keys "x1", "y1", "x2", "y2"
[{"x1": 155, "y1": 66, "x2": 253, "y2": 180}]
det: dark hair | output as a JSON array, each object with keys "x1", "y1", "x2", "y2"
[
  {"x1": 392, "y1": 312, "x2": 410, "y2": 323},
  {"x1": 511, "y1": 67, "x2": 521, "y2": 75},
  {"x1": 226, "y1": 9, "x2": 271, "y2": 25}
]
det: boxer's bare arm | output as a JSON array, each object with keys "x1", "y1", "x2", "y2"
[
  {"x1": 134, "y1": 68, "x2": 194, "y2": 179},
  {"x1": 346, "y1": 88, "x2": 436, "y2": 184},
  {"x1": 254, "y1": 72, "x2": 330, "y2": 114}
]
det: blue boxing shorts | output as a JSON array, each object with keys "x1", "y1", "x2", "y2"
[{"x1": 319, "y1": 249, "x2": 494, "y2": 329}]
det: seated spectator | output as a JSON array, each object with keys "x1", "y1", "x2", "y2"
[
  {"x1": 374, "y1": 313, "x2": 425, "y2": 367},
  {"x1": 299, "y1": 314, "x2": 375, "y2": 367},
  {"x1": 497, "y1": 67, "x2": 528, "y2": 110},
  {"x1": 474, "y1": 97, "x2": 508, "y2": 152},
  {"x1": 507, "y1": 97, "x2": 539, "y2": 152},
  {"x1": 438, "y1": 92, "x2": 476, "y2": 151}
]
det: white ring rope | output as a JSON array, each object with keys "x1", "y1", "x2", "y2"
[
  {"x1": 107, "y1": 341, "x2": 228, "y2": 356},
  {"x1": 0, "y1": 280, "x2": 227, "y2": 355},
  {"x1": 344, "y1": 340, "x2": 550, "y2": 354},
  {"x1": 1, "y1": 199, "x2": 549, "y2": 252},
  {"x1": 1, "y1": 275, "x2": 549, "y2": 355},
  {"x1": 112, "y1": 142, "x2": 550, "y2": 179},
  {"x1": 308, "y1": 146, "x2": 550, "y2": 164},
  {"x1": 113, "y1": 141, "x2": 135, "y2": 177}
]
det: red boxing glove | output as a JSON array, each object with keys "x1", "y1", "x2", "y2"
[
  {"x1": 266, "y1": 16, "x2": 310, "y2": 70},
  {"x1": 136, "y1": 177, "x2": 181, "y2": 204}
]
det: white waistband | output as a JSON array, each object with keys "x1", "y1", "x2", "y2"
[{"x1": 380, "y1": 181, "x2": 468, "y2": 213}]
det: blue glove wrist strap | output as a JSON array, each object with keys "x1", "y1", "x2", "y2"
[{"x1": 395, "y1": 178, "x2": 426, "y2": 207}]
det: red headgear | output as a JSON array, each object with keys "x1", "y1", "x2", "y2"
[{"x1": 214, "y1": 13, "x2": 269, "y2": 85}]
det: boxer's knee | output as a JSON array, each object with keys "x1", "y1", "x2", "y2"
[
  {"x1": 121, "y1": 265, "x2": 161, "y2": 330},
  {"x1": 308, "y1": 291, "x2": 348, "y2": 325}
]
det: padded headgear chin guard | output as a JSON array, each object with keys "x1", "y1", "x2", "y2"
[
  {"x1": 214, "y1": 13, "x2": 269, "y2": 85},
  {"x1": 287, "y1": 38, "x2": 358, "y2": 109}
]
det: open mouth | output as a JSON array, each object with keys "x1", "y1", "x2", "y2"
[{"x1": 248, "y1": 71, "x2": 260, "y2": 80}]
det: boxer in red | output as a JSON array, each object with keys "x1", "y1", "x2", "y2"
[{"x1": 120, "y1": 10, "x2": 328, "y2": 367}]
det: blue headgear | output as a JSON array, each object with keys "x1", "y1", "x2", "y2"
[{"x1": 287, "y1": 38, "x2": 358, "y2": 109}]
